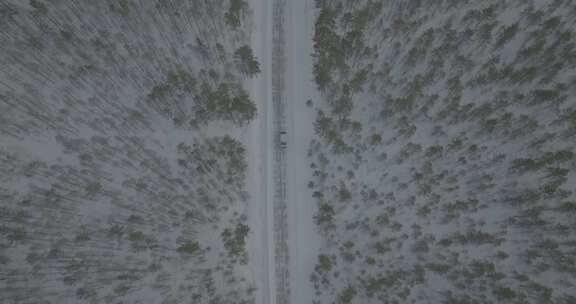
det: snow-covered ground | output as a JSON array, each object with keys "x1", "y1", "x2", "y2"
[
  {"x1": 285, "y1": 0, "x2": 321, "y2": 303},
  {"x1": 307, "y1": 1, "x2": 576, "y2": 303},
  {"x1": 0, "y1": 1, "x2": 260, "y2": 303}
]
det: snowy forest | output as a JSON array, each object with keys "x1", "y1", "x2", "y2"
[
  {"x1": 3, "y1": 0, "x2": 576, "y2": 303},
  {"x1": 0, "y1": 0, "x2": 258, "y2": 303},
  {"x1": 309, "y1": 0, "x2": 576, "y2": 303}
]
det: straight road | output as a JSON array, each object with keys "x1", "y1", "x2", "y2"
[
  {"x1": 249, "y1": 0, "x2": 319, "y2": 303},
  {"x1": 271, "y1": 0, "x2": 290, "y2": 303}
]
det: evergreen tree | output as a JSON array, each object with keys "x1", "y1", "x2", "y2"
[{"x1": 234, "y1": 45, "x2": 261, "y2": 77}]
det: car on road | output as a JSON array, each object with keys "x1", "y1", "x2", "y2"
[{"x1": 279, "y1": 131, "x2": 287, "y2": 148}]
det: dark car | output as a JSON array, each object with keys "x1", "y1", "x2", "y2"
[{"x1": 279, "y1": 131, "x2": 287, "y2": 148}]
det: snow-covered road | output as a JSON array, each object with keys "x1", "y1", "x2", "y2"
[
  {"x1": 271, "y1": 0, "x2": 289, "y2": 303},
  {"x1": 248, "y1": 0, "x2": 319, "y2": 303}
]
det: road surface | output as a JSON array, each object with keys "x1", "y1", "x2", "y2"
[
  {"x1": 271, "y1": 0, "x2": 290, "y2": 303},
  {"x1": 248, "y1": 0, "x2": 319, "y2": 303}
]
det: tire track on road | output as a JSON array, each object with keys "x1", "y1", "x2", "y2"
[{"x1": 271, "y1": 0, "x2": 289, "y2": 303}]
